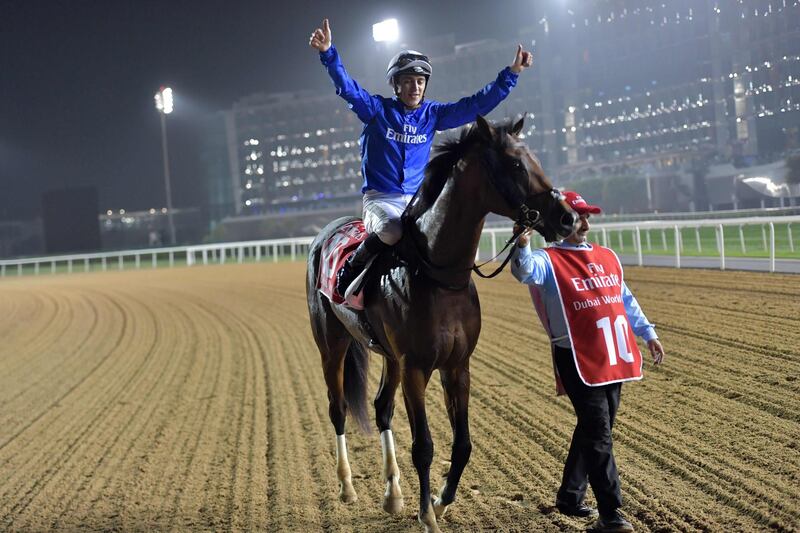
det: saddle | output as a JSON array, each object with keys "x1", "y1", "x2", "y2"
[
  {"x1": 317, "y1": 220, "x2": 392, "y2": 354},
  {"x1": 317, "y1": 220, "x2": 370, "y2": 310}
]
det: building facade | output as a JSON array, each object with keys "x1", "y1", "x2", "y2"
[{"x1": 211, "y1": 0, "x2": 799, "y2": 222}]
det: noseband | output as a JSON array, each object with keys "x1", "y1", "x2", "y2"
[{"x1": 515, "y1": 188, "x2": 564, "y2": 230}]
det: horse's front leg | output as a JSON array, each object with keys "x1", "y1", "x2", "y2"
[
  {"x1": 433, "y1": 365, "x2": 472, "y2": 520},
  {"x1": 402, "y1": 365, "x2": 439, "y2": 533},
  {"x1": 375, "y1": 357, "x2": 404, "y2": 514}
]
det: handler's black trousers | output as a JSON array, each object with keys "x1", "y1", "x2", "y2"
[{"x1": 553, "y1": 345, "x2": 622, "y2": 515}]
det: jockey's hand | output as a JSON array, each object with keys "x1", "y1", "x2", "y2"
[
  {"x1": 510, "y1": 44, "x2": 534, "y2": 73},
  {"x1": 514, "y1": 224, "x2": 533, "y2": 248},
  {"x1": 647, "y1": 339, "x2": 665, "y2": 365},
  {"x1": 309, "y1": 18, "x2": 332, "y2": 52}
]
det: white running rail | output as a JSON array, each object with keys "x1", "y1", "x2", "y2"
[{"x1": 1, "y1": 216, "x2": 797, "y2": 278}]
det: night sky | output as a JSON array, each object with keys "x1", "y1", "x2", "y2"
[{"x1": 0, "y1": 0, "x2": 540, "y2": 219}]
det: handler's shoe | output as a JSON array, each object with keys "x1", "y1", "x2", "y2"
[
  {"x1": 556, "y1": 500, "x2": 599, "y2": 518},
  {"x1": 588, "y1": 511, "x2": 634, "y2": 532}
]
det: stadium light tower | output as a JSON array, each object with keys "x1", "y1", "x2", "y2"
[
  {"x1": 372, "y1": 18, "x2": 399, "y2": 43},
  {"x1": 154, "y1": 86, "x2": 176, "y2": 246}
]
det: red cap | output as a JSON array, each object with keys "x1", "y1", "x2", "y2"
[{"x1": 563, "y1": 190, "x2": 602, "y2": 215}]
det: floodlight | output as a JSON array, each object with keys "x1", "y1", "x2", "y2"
[
  {"x1": 154, "y1": 86, "x2": 174, "y2": 115},
  {"x1": 373, "y1": 18, "x2": 399, "y2": 43}
]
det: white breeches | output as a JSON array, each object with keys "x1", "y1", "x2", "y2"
[{"x1": 362, "y1": 191, "x2": 414, "y2": 246}]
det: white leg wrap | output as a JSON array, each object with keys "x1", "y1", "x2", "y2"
[
  {"x1": 336, "y1": 434, "x2": 350, "y2": 465},
  {"x1": 380, "y1": 429, "x2": 404, "y2": 514},
  {"x1": 380, "y1": 429, "x2": 399, "y2": 478},
  {"x1": 335, "y1": 434, "x2": 357, "y2": 503}
]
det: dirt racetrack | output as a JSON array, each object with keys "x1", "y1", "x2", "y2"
[{"x1": 1, "y1": 262, "x2": 798, "y2": 532}]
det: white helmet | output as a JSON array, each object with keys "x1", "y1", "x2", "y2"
[{"x1": 386, "y1": 50, "x2": 432, "y2": 86}]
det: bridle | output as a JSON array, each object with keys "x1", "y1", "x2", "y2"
[
  {"x1": 401, "y1": 145, "x2": 564, "y2": 285},
  {"x1": 471, "y1": 187, "x2": 563, "y2": 279},
  {"x1": 513, "y1": 188, "x2": 564, "y2": 231},
  {"x1": 470, "y1": 151, "x2": 564, "y2": 278}
]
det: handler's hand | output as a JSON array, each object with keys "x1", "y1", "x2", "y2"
[
  {"x1": 513, "y1": 224, "x2": 534, "y2": 248},
  {"x1": 510, "y1": 44, "x2": 534, "y2": 73},
  {"x1": 647, "y1": 339, "x2": 665, "y2": 365},
  {"x1": 309, "y1": 18, "x2": 332, "y2": 52}
]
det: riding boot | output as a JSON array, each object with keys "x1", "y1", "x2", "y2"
[{"x1": 336, "y1": 233, "x2": 388, "y2": 297}]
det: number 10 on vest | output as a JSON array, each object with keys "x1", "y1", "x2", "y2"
[{"x1": 596, "y1": 315, "x2": 635, "y2": 366}]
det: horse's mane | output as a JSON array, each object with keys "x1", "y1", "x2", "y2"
[{"x1": 405, "y1": 118, "x2": 516, "y2": 220}]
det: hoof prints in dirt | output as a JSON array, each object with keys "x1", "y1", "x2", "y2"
[{"x1": 0, "y1": 264, "x2": 797, "y2": 532}]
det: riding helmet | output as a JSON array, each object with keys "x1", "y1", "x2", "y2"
[{"x1": 386, "y1": 50, "x2": 432, "y2": 86}]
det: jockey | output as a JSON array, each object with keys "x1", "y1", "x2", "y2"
[{"x1": 309, "y1": 18, "x2": 534, "y2": 297}]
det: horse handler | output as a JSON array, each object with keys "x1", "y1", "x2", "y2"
[{"x1": 511, "y1": 191, "x2": 665, "y2": 533}]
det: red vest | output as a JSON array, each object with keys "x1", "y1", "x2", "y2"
[{"x1": 545, "y1": 245, "x2": 643, "y2": 386}]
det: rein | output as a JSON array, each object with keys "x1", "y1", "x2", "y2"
[
  {"x1": 396, "y1": 123, "x2": 566, "y2": 288},
  {"x1": 400, "y1": 174, "x2": 558, "y2": 287},
  {"x1": 401, "y1": 212, "x2": 472, "y2": 290},
  {"x1": 471, "y1": 185, "x2": 561, "y2": 279},
  {"x1": 471, "y1": 228, "x2": 524, "y2": 279}
]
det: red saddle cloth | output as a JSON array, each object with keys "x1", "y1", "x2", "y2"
[{"x1": 318, "y1": 220, "x2": 367, "y2": 310}]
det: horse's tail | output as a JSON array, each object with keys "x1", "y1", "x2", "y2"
[{"x1": 344, "y1": 340, "x2": 371, "y2": 434}]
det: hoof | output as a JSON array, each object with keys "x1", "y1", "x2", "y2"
[
  {"x1": 418, "y1": 513, "x2": 441, "y2": 533},
  {"x1": 433, "y1": 497, "x2": 449, "y2": 520},
  {"x1": 382, "y1": 476, "x2": 404, "y2": 514},
  {"x1": 339, "y1": 483, "x2": 358, "y2": 504},
  {"x1": 420, "y1": 523, "x2": 441, "y2": 533},
  {"x1": 382, "y1": 495, "x2": 405, "y2": 514}
]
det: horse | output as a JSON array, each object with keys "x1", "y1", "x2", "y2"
[{"x1": 306, "y1": 115, "x2": 577, "y2": 532}]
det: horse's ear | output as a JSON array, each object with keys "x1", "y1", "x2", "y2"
[
  {"x1": 476, "y1": 115, "x2": 494, "y2": 140},
  {"x1": 511, "y1": 115, "x2": 525, "y2": 136}
]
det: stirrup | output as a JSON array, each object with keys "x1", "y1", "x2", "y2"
[{"x1": 343, "y1": 256, "x2": 377, "y2": 300}]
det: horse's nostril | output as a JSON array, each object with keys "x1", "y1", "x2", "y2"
[{"x1": 561, "y1": 212, "x2": 576, "y2": 228}]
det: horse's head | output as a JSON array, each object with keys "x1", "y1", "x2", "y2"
[{"x1": 475, "y1": 115, "x2": 577, "y2": 242}]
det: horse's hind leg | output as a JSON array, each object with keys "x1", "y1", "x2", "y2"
[
  {"x1": 374, "y1": 357, "x2": 403, "y2": 514},
  {"x1": 433, "y1": 365, "x2": 472, "y2": 520},
  {"x1": 401, "y1": 365, "x2": 440, "y2": 533},
  {"x1": 310, "y1": 301, "x2": 358, "y2": 503},
  {"x1": 323, "y1": 345, "x2": 359, "y2": 503}
]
